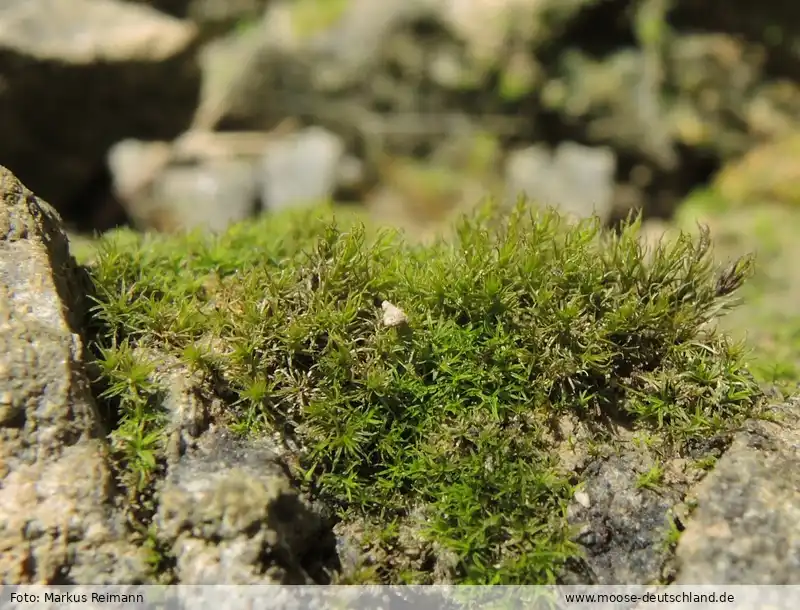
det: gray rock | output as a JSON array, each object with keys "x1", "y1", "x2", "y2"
[
  {"x1": 155, "y1": 428, "x2": 336, "y2": 584},
  {"x1": 109, "y1": 138, "x2": 260, "y2": 232},
  {"x1": 562, "y1": 450, "x2": 685, "y2": 584},
  {"x1": 259, "y1": 127, "x2": 346, "y2": 211},
  {"x1": 674, "y1": 399, "x2": 800, "y2": 584},
  {"x1": 0, "y1": 165, "x2": 149, "y2": 584},
  {"x1": 106, "y1": 346, "x2": 220, "y2": 466},
  {"x1": 151, "y1": 160, "x2": 259, "y2": 232},
  {"x1": 0, "y1": 0, "x2": 200, "y2": 219},
  {"x1": 107, "y1": 139, "x2": 175, "y2": 208},
  {"x1": 561, "y1": 397, "x2": 800, "y2": 586},
  {"x1": 504, "y1": 142, "x2": 617, "y2": 220}
]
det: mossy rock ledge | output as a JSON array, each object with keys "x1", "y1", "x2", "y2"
[{"x1": 4, "y1": 164, "x2": 798, "y2": 586}]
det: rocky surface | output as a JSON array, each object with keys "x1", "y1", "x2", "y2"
[
  {"x1": 0, "y1": 165, "x2": 149, "y2": 583},
  {"x1": 560, "y1": 395, "x2": 800, "y2": 585},
  {"x1": 504, "y1": 143, "x2": 617, "y2": 220},
  {"x1": 155, "y1": 428, "x2": 337, "y2": 584},
  {"x1": 259, "y1": 126, "x2": 348, "y2": 212},
  {"x1": 144, "y1": 159, "x2": 260, "y2": 232},
  {"x1": 554, "y1": 416, "x2": 706, "y2": 586},
  {"x1": 107, "y1": 132, "x2": 265, "y2": 231},
  {"x1": 107, "y1": 125, "x2": 353, "y2": 231},
  {"x1": 674, "y1": 398, "x2": 800, "y2": 584},
  {"x1": 563, "y1": 452, "x2": 684, "y2": 585}
]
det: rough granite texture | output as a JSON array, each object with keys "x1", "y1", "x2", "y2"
[
  {"x1": 675, "y1": 398, "x2": 800, "y2": 584},
  {"x1": 154, "y1": 428, "x2": 337, "y2": 584},
  {"x1": 0, "y1": 165, "x2": 150, "y2": 583},
  {"x1": 562, "y1": 451, "x2": 683, "y2": 585}
]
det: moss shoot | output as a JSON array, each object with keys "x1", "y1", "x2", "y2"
[{"x1": 84, "y1": 201, "x2": 764, "y2": 584}]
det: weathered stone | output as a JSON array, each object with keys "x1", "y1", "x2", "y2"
[
  {"x1": 0, "y1": 165, "x2": 149, "y2": 584},
  {"x1": 505, "y1": 142, "x2": 617, "y2": 220},
  {"x1": 0, "y1": 0, "x2": 201, "y2": 221},
  {"x1": 108, "y1": 125, "x2": 356, "y2": 232},
  {"x1": 259, "y1": 127, "x2": 346, "y2": 212},
  {"x1": 155, "y1": 428, "x2": 336, "y2": 584},
  {"x1": 674, "y1": 399, "x2": 800, "y2": 584},
  {"x1": 109, "y1": 132, "x2": 278, "y2": 232},
  {"x1": 149, "y1": 160, "x2": 259, "y2": 232},
  {"x1": 561, "y1": 449, "x2": 686, "y2": 584}
]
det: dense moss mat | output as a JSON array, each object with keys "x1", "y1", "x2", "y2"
[{"x1": 84, "y1": 202, "x2": 764, "y2": 584}]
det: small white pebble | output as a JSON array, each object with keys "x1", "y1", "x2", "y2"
[
  {"x1": 574, "y1": 490, "x2": 591, "y2": 509},
  {"x1": 381, "y1": 300, "x2": 408, "y2": 328}
]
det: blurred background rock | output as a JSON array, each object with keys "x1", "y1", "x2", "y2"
[{"x1": 2, "y1": 0, "x2": 800, "y2": 236}]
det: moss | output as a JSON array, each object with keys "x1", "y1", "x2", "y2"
[
  {"x1": 636, "y1": 464, "x2": 665, "y2": 491},
  {"x1": 85, "y1": 201, "x2": 763, "y2": 584}
]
